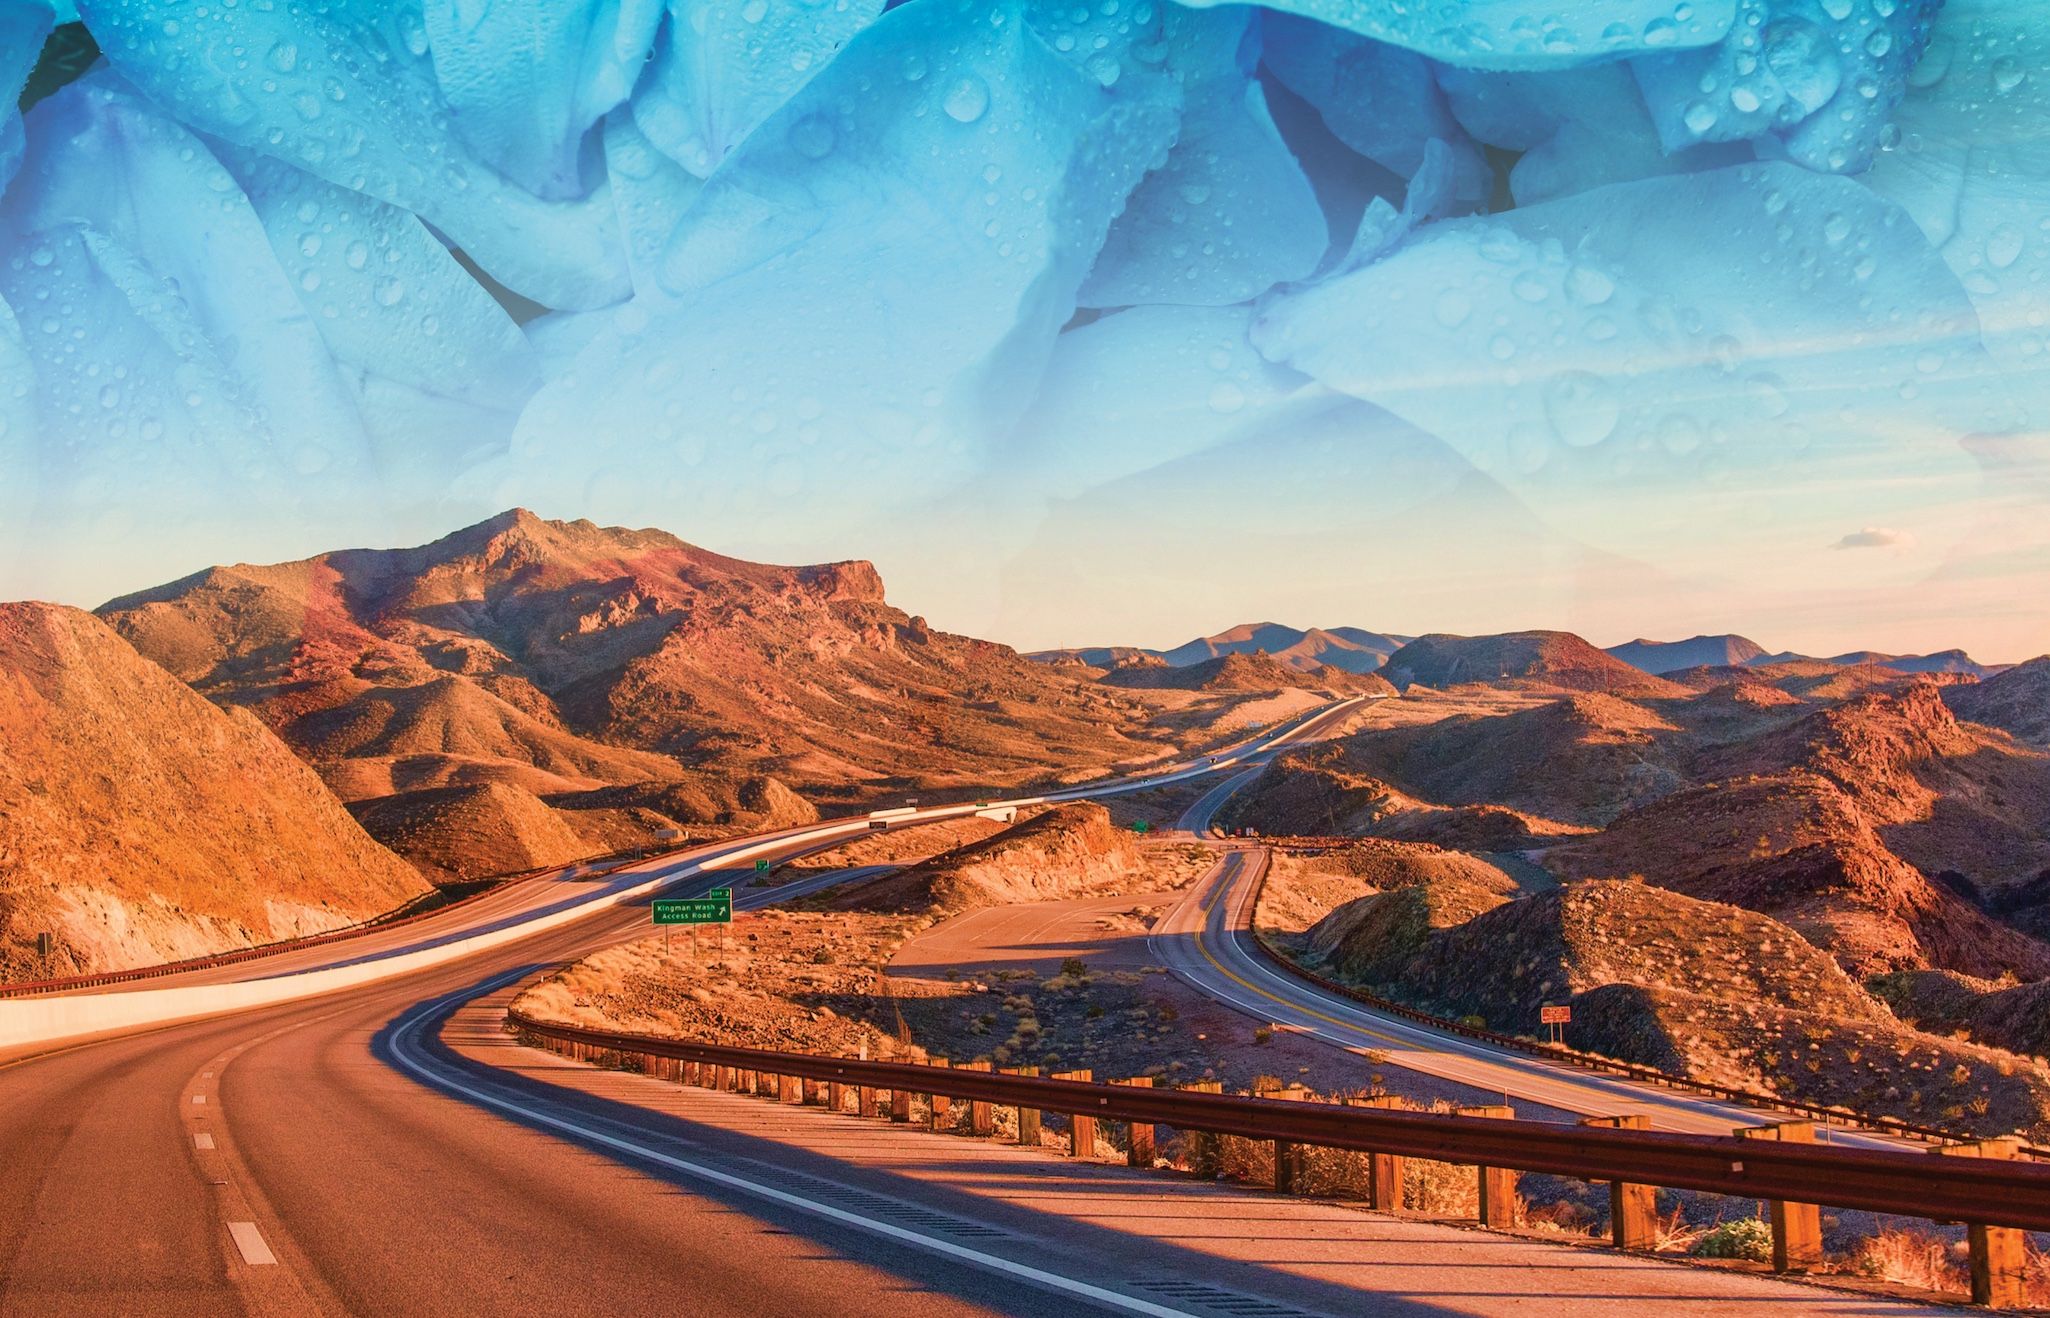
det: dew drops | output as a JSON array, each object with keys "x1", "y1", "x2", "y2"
[
  {"x1": 375, "y1": 276, "x2": 405, "y2": 307},
  {"x1": 1987, "y1": 225, "x2": 2025, "y2": 271},
  {"x1": 1565, "y1": 265, "x2": 1615, "y2": 307},
  {"x1": 1207, "y1": 382, "x2": 1245, "y2": 414},
  {"x1": 345, "y1": 241, "x2": 369, "y2": 270},
  {"x1": 789, "y1": 114, "x2": 837, "y2": 159},
  {"x1": 266, "y1": 40, "x2": 298, "y2": 73},
  {"x1": 1991, "y1": 57, "x2": 2026, "y2": 95},
  {"x1": 1542, "y1": 371, "x2": 1621, "y2": 447},
  {"x1": 943, "y1": 75, "x2": 990, "y2": 124}
]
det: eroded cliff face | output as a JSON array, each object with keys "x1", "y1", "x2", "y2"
[{"x1": 0, "y1": 602, "x2": 428, "y2": 977}]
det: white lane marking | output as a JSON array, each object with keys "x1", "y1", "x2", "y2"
[
  {"x1": 388, "y1": 986, "x2": 1197, "y2": 1318},
  {"x1": 194, "y1": 1132, "x2": 216, "y2": 1151},
  {"x1": 192, "y1": 1094, "x2": 206, "y2": 1105},
  {"x1": 228, "y1": 1221, "x2": 278, "y2": 1266}
]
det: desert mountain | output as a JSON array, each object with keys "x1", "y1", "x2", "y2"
[
  {"x1": 99, "y1": 511, "x2": 1198, "y2": 813},
  {"x1": 1606, "y1": 634, "x2": 1767, "y2": 674},
  {"x1": 1288, "y1": 875, "x2": 2050, "y2": 1139},
  {"x1": 1100, "y1": 651, "x2": 1393, "y2": 695},
  {"x1": 1555, "y1": 682, "x2": 2050, "y2": 979},
  {"x1": 1030, "y1": 622, "x2": 1410, "y2": 675},
  {"x1": 1028, "y1": 646, "x2": 1159, "y2": 670},
  {"x1": 1380, "y1": 631, "x2": 1686, "y2": 697},
  {"x1": 1947, "y1": 656, "x2": 2050, "y2": 747},
  {"x1": 0, "y1": 603, "x2": 429, "y2": 976},
  {"x1": 1820, "y1": 649, "x2": 1990, "y2": 677},
  {"x1": 1161, "y1": 622, "x2": 1408, "y2": 674}
]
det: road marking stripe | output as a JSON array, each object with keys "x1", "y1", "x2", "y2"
[
  {"x1": 194, "y1": 1132, "x2": 216, "y2": 1150},
  {"x1": 192, "y1": 1094, "x2": 206, "y2": 1105},
  {"x1": 388, "y1": 986, "x2": 1198, "y2": 1318},
  {"x1": 227, "y1": 1221, "x2": 277, "y2": 1266}
]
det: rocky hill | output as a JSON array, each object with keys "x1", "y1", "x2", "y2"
[
  {"x1": 1872, "y1": 970, "x2": 2050, "y2": 1062},
  {"x1": 1321, "y1": 693, "x2": 1696, "y2": 827},
  {"x1": 349, "y1": 783, "x2": 591, "y2": 884},
  {"x1": 1101, "y1": 651, "x2": 1392, "y2": 695},
  {"x1": 0, "y1": 603, "x2": 429, "y2": 976},
  {"x1": 1221, "y1": 742, "x2": 1590, "y2": 849},
  {"x1": 1606, "y1": 634, "x2": 1767, "y2": 674},
  {"x1": 1554, "y1": 772, "x2": 2050, "y2": 981},
  {"x1": 832, "y1": 803, "x2": 1139, "y2": 914},
  {"x1": 1381, "y1": 631, "x2": 1687, "y2": 697},
  {"x1": 1948, "y1": 656, "x2": 2050, "y2": 747},
  {"x1": 99, "y1": 510, "x2": 1208, "y2": 811},
  {"x1": 1297, "y1": 877, "x2": 2050, "y2": 1139},
  {"x1": 1163, "y1": 623, "x2": 1407, "y2": 674}
]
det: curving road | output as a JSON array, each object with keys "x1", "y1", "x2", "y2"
[
  {"x1": 0, "y1": 700, "x2": 1398, "y2": 1316},
  {"x1": 1150, "y1": 773, "x2": 1905, "y2": 1149}
]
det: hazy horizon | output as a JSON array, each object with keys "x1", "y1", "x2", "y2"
[{"x1": 10, "y1": 499, "x2": 2041, "y2": 669}]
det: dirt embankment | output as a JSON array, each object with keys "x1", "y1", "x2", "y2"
[
  {"x1": 0, "y1": 603, "x2": 429, "y2": 977},
  {"x1": 1290, "y1": 875, "x2": 2050, "y2": 1141},
  {"x1": 829, "y1": 803, "x2": 1141, "y2": 914}
]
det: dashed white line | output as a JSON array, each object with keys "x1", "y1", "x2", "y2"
[
  {"x1": 191, "y1": 1094, "x2": 206, "y2": 1105},
  {"x1": 194, "y1": 1132, "x2": 216, "y2": 1151},
  {"x1": 227, "y1": 1221, "x2": 277, "y2": 1266}
]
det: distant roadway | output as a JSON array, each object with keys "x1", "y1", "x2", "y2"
[{"x1": 1150, "y1": 755, "x2": 1907, "y2": 1149}]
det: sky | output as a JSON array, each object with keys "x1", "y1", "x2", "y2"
[
  {"x1": 11, "y1": 387, "x2": 2047, "y2": 667},
  {"x1": 6, "y1": 0, "x2": 2048, "y2": 666}
]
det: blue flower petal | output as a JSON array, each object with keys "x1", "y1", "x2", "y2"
[
  {"x1": 76, "y1": 0, "x2": 630, "y2": 308},
  {"x1": 422, "y1": 0, "x2": 664, "y2": 199},
  {"x1": 502, "y1": 0, "x2": 1181, "y2": 529},
  {"x1": 1173, "y1": 0, "x2": 1734, "y2": 71},
  {"x1": 1632, "y1": 0, "x2": 1942, "y2": 173},
  {"x1": 1081, "y1": 10, "x2": 1326, "y2": 308},
  {"x1": 1865, "y1": 0, "x2": 2050, "y2": 424},
  {"x1": 633, "y1": 0, "x2": 884, "y2": 178}
]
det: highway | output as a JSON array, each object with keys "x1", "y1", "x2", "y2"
[
  {"x1": 0, "y1": 695, "x2": 1947, "y2": 1314},
  {"x1": 0, "y1": 700, "x2": 1397, "y2": 1316},
  {"x1": 1150, "y1": 773, "x2": 1907, "y2": 1149}
]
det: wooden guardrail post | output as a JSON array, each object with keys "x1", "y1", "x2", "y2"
[
  {"x1": 828, "y1": 1070, "x2": 848, "y2": 1114},
  {"x1": 927, "y1": 1059, "x2": 952, "y2": 1131},
  {"x1": 1269, "y1": 1087, "x2": 1307, "y2": 1193},
  {"x1": 1122, "y1": 1078, "x2": 1156, "y2": 1167},
  {"x1": 1054, "y1": 1069, "x2": 1096, "y2": 1157},
  {"x1": 1457, "y1": 1105, "x2": 1519, "y2": 1228},
  {"x1": 1580, "y1": 1115, "x2": 1656, "y2": 1250},
  {"x1": 889, "y1": 1084, "x2": 912, "y2": 1123},
  {"x1": 1351, "y1": 1095, "x2": 1407, "y2": 1211},
  {"x1": 1932, "y1": 1139, "x2": 2027, "y2": 1308},
  {"x1": 1737, "y1": 1121, "x2": 1823, "y2": 1271},
  {"x1": 964, "y1": 1062, "x2": 995, "y2": 1135},
  {"x1": 857, "y1": 1080, "x2": 877, "y2": 1117},
  {"x1": 1184, "y1": 1081, "x2": 1223, "y2": 1177},
  {"x1": 1006, "y1": 1067, "x2": 1042, "y2": 1146},
  {"x1": 780, "y1": 1072, "x2": 803, "y2": 1105}
]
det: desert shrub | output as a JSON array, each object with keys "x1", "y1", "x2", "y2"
[
  {"x1": 1692, "y1": 1218, "x2": 1773, "y2": 1263},
  {"x1": 1845, "y1": 1229, "x2": 1965, "y2": 1294}
]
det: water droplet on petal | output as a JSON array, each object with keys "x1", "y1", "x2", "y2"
[{"x1": 943, "y1": 75, "x2": 990, "y2": 124}]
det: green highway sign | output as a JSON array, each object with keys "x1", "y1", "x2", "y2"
[
  {"x1": 1131, "y1": 820, "x2": 1152, "y2": 833},
  {"x1": 755, "y1": 859, "x2": 770, "y2": 872},
  {"x1": 653, "y1": 889, "x2": 732, "y2": 925}
]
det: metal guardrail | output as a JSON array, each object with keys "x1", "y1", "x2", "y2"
[
  {"x1": 508, "y1": 1010, "x2": 2050, "y2": 1234},
  {"x1": 1238, "y1": 844, "x2": 2050, "y2": 1159}
]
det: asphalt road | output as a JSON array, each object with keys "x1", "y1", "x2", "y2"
[{"x1": 1151, "y1": 773, "x2": 1906, "y2": 1149}]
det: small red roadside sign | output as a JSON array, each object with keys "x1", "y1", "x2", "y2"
[{"x1": 1540, "y1": 1005, "x2": 1572, "y2": 1025}]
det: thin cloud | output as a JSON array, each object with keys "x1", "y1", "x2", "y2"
[{"x1": 1833, "y1": 527, "x2": 1917, "y2": 551}]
